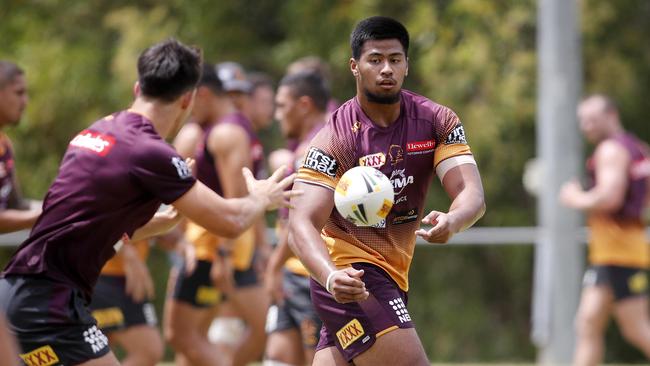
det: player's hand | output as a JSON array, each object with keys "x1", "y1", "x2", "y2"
[
  {"x1": 242, "y1": 166, "x2": 302, "y2": 211},
  {"x1": 123, "y1": 239, "x2": 155, "y2": 302},
  {"x1": 185, "y1": 157, "x2": 196, "y2": 175},
  {"x1": 265, "y1": 265, "x2": 285, "y2": 305},
  {"x1": 211, "y1": 251, "x2": 235, "y2": 295},
  {"x1": 326, "y1": 268, "x2": 369, "y2": 304},
  {"x1": 559, "y1": 179, "x2": 584, "y2": 208},
  {"x1": 415, "y1": 210, "x2": 459, "y2": 244}
]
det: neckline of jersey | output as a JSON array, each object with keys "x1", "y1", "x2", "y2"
[{"x1": 353, "y1": 91, "x2": 406, "y2": 132}]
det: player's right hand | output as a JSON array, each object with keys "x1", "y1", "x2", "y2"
[
  {"x1": 242, "y1": 166, "x2": 302, "y2": 211},
  {"x1": 326, "y1": 268, "x2": 369, "y2": 304}
]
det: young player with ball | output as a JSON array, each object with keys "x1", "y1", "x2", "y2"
[{"x1": 287, "y1": 16, "x2": 485, "y2": 365}]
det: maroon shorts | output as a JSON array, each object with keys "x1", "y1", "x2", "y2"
[{"x1": 310, "y1": 263, "x2": 413, "y2": 362}]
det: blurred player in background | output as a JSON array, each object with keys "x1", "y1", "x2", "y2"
[
  {"x1": 264, "y1": 71, "x2": 330, "y2": 365},
  {"x1": 0, "y1": 60, "x2": 42, "y2": 366},
  {"x1": 288, "y1": 16, "x2": 485, "y2": 365},
  {"x1": 163, "y1": 62, "x2": 237, "y2": 366},
  {"x1": 286, "y1": 56, "x2": 339, "y2": 116},
  {"x1": 560, "y1": 94, "x2": 650, "y2": 366},
  {"x1": 205, "y1": 61, "x2": 272, "y2": 366},
  {"x1": 0, "y1": 39, "x2": 296, "y2": 366}
]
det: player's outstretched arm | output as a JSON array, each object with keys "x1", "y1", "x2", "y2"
[
  {"x1": 287, "y1": 181, "x2": 368, "y2": 304},
  {"x1": 416, "y1": 163, "x2": 485, "y2": 243},
  {"x1": 0, "y1": 208, "x2": 41, "y2": 233},
  {"x1": 173, "y1": 166, "x2": 297, "y2": 239}
]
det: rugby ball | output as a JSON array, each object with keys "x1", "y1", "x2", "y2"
[{"x1": 334, "y1": 166, "x2": 394, "y2": 227}]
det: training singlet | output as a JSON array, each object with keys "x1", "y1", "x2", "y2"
[
  {"x1": 587, "y1": 133, "x2": 650, "y2": 268},
  {"x1": 296, "y1": 90, "x2": 473, "y2": 291},
  {"x1": 3, "y1": 110, "x2": 196, "y2": 300},
  {"x1": 186, "y1": 112, "x2": 264, "y2": 268}
]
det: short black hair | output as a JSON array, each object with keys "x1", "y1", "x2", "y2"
[
  {"x1": 199, "y1": 63, "x2": 223, "y2": 95},
  {"x1": 248, "y1": 72, "x2": 274, "y2": 94},
  {"x1": 350, "y1": 16, "x2": 409, "y2": 60},
  {"x1": 0, "y1": 61, "x2": 24, "y2": 88},
  {"x1": 137, "y1": 39, "x2": 202, "y2": 102},
  {"x1": 279, "y1": 72, "x2": 330, "y2": 112}
]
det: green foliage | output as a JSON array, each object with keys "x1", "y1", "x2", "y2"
[{"x1": 0, "y1": 0, "x2": 648, "y2": 362}]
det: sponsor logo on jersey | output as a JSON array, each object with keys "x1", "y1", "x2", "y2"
[
  {"x1": 336, "y1": 318, "x2": 365, "y2": 349},
  {"x1": 389, "y1": 297, "x2": 412, "y2": 323},
  {"x1": 392, "y1": 208, "x2": 419, "y2": 225},
  {"x1": 359, "y1": 152, "x2": 386, "y2": 168},
  {"x1": 171, "y1": 156, "x2": 192, "y2": 179},
  {"x1": 83, "y1": 325, "x2": 109, "y2": 354},
  {"x1": 20, "y1": 345, "x2": 59, "y2": 366},
  {"x1": 406, "y1": 139, "x2": 436, "y2": 155},
  {"x1": 351, "y1": 121, "x2": 361, "y2": 133},
  {"x1": 445, "y1": 124, "x2": 467, "y2": 145},
  {"x1": 92, "y1": 307, "x2": 124, "y2": 329},
  {"x1": 69, "y1": 130, "x2": 116, "y2": 156},
  {"x1": 388, "y1": 145, "x2": 404, "y2": 166},
  {"x1": 389, "y1": 169, "x2": 414, "y2": 195},
  {"x1": 629, "y1": 271, "x2": 648, "y2": 294},
  {"x1": 395, "y1": 196, "x2": 408, "y2": 205},
  {"x1": 303, "y1": 147, "x2": 338, "y2": 178}
]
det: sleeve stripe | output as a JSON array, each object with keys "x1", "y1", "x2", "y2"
[
  {"x1": 294, "y1": 179, "x2": 336, "y2": 191},
  {"x1": 436, "y1": 155, "x2": 476, "y2": 181}
]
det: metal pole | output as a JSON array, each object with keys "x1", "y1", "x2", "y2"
[{"x1": 532, "y1": 0, "x2": 583, "y2": 364}]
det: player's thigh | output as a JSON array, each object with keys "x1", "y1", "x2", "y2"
[
  {"x1": 266, "y1": 329, "x2": 304, "y2": 365},
  {"x1": 313, "y1": 346, "x2": 351, "y2": 366},
  {"x1": 232, "y1": 285, "x2": 270, "y2": 325},
  {"x1": 110, "y1": 325, "x2": 163, "y2": 358},
  {"x1": 575, "y1": 285, "x2": 613, "y2": 330},
  {"x1": 352, "y1": 327, "x2": 428, "y2": 366},
  {"x1": 166, "y1": 299, "x2": 216, "y2": 335},
  {"x1": 614, "y1": 296, "x2": 650, "y2": 336},
  {"x1": 77, "y1": 351, "x2": 120, "y2": 366}
]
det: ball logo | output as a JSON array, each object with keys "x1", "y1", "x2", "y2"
[
  {"x1": 69, "y1": 130, "x2": 115, "y2": 156},
  {"x1": 303, "y1": 147, "x2": 338, "y2": 178}
]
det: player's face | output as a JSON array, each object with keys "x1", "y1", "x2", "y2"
[
  {"x1": 0, "y1": 75, "x2": 28, "y2": 126},
  {"x1": 577, "y1": 99, "x2": 610, "y2": 143},
  {"x1": 275, "y1": 85, "x2": 301, "y2": 139},
  {"x1": 251, "y1": 85, "x2": 275, "y2": 129},
  {"x1": 351, "y1": 39, "x2": 408, "y2": 104}
]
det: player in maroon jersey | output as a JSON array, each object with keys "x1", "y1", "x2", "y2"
[
  {"x1": 0, "y1": 39, "x2": 296, "y2": 366},
  {"x1": 288, "y1": 17, "x2": 485, "y2": 365}
]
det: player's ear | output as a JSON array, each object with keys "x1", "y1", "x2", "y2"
[
  {"x1": 180, "y1": 89, "x2": 196, "y2": 109},
  {"x1": 350, "y1": 58, "x2": 359, "y2": 78},
  {"x1": 133, "y1": 82, "x2": 141, "y2": 97},
  {"x1": 405, "y1": 57, "x2": 409, "y2": 77}
]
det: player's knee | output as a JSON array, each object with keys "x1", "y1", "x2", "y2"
[
  {"x1": 575, "y1": 310, "x2": 605, "y2": 337},
  {"x1": 619, "y1": 323, "x2": 649, "y2": 347},
  {"x1": 164, "y1": 326, "x2": 187, "y2": 351}
]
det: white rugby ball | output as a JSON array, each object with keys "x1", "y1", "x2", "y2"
[{"x1": 334, "y1": 166, "x2": 394, "y2": 227}]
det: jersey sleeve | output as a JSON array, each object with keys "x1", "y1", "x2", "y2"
[
  {"x1": 433, "y1": 107, "x2": 473, "y2": 168},
  {"x1": 130, "y1": 140, "x2": 196, "y2": 204},
  {"x1": 295, "y1": 122, "x2": 354, "y2": 191}
]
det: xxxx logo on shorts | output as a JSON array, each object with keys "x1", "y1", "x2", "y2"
[
  {"x1": 20, "y1": 345, "x2": 59, "y2": 366},
  {"x1": 336, "y1": 318, "x2": 365, "y2": 349}
]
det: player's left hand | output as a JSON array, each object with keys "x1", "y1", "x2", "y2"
[
  {"x1": 415, "y1": 210, "x2": 459, "y2": 244},
  {"x1": 123, "y1": 238, "x2": 155, "y2": 302},
  {"x1": 559, "y1": 179, "x2": 583, "y2": 208}
]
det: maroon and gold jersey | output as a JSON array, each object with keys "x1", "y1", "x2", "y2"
[
  {"x1": 587, "y1": 133, "x2": 650, "y2": 268},
  {"x1": 0, "y1": 133, "x2": 16, "y2": 209},
  {"x1": 296, "y1": 90, "x2": 474, "y2": 291}
]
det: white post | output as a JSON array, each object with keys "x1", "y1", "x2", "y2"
[{"x1": 532, "y1": 0, "x2": 584, "y2": 364}]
